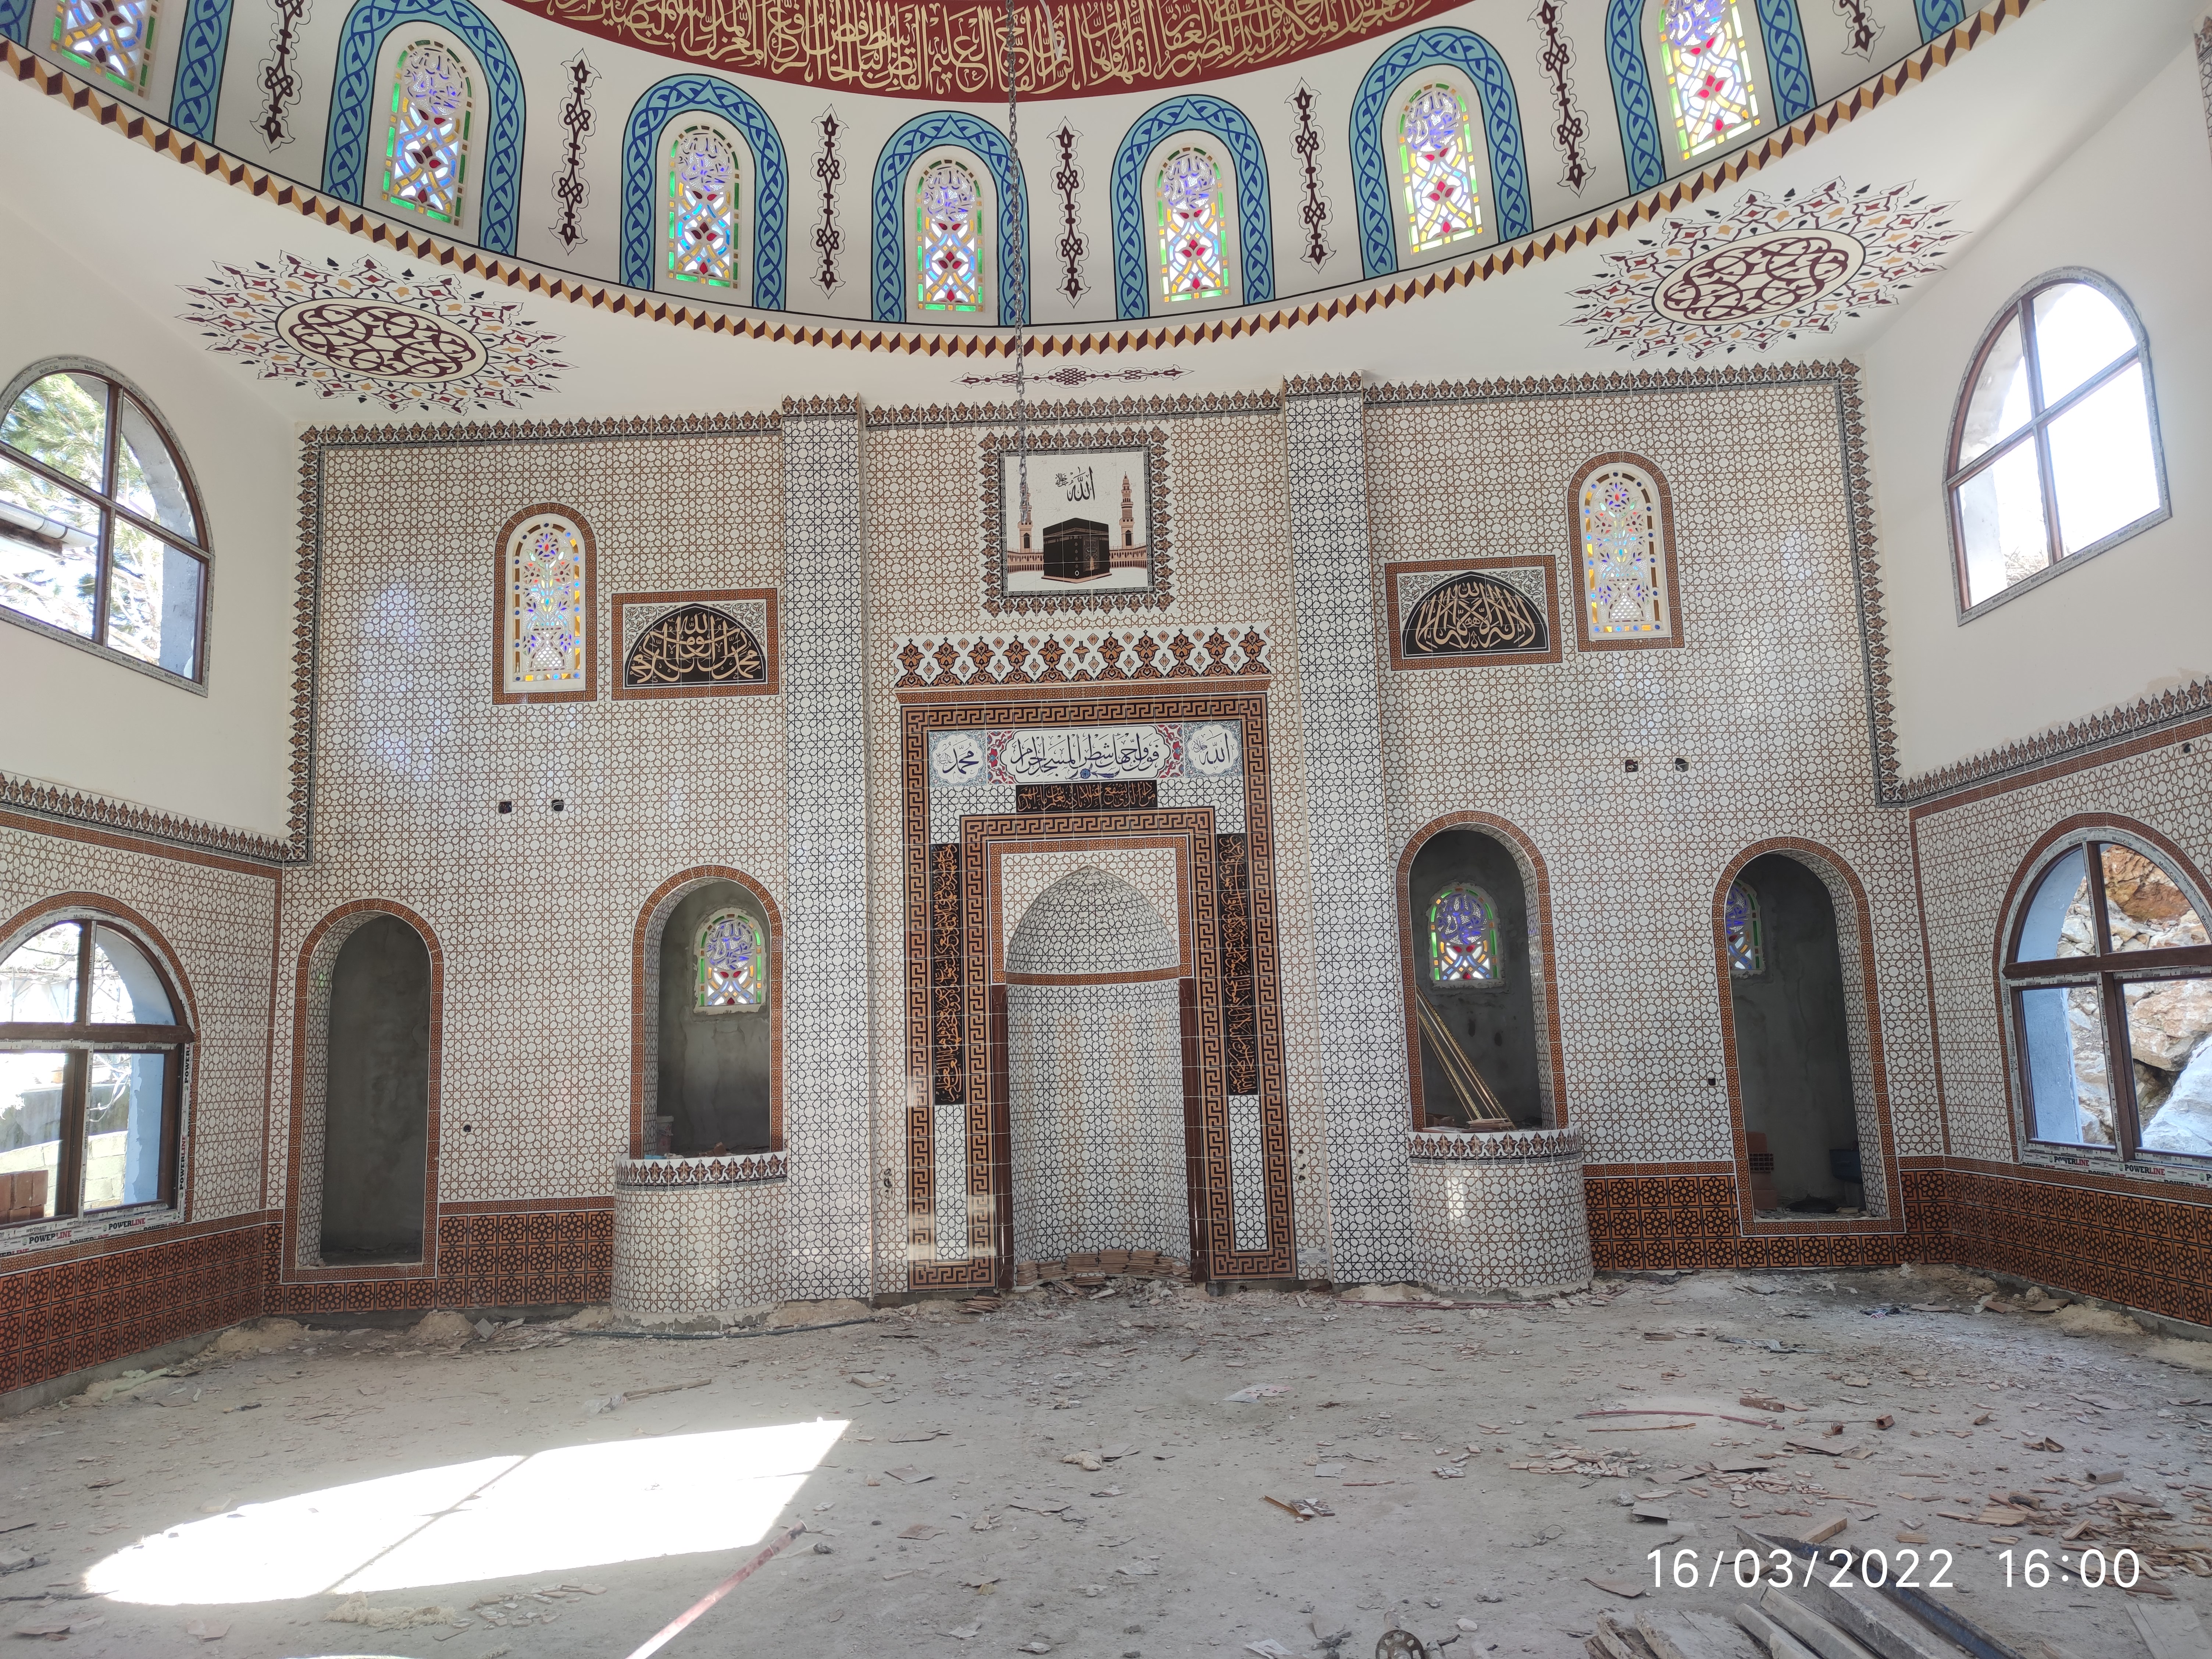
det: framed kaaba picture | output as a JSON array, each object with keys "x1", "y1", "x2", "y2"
[{"x1": 982, "y1": 428, "x2": 1171, "y2": 614}]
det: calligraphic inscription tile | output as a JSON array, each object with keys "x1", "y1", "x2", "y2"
[
  {"x1": 982, "y1": 429, "x2": 1172, "y2": 615},
  {"x1": 1383, "y1": 557, "x2": 1562, "y2": 670},
  {"x1": 611, "y1": 589, "x2": 779, "y2": 698},
  {"x1": 1016, "y1": 782, "x2": 1159, "y2": 814}
]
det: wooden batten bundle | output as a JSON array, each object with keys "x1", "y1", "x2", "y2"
[{"x1": 1413, "y1": 997, "x2": 1513, "y2": 1130}]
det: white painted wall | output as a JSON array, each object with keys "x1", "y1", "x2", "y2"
[
  {"x1": 1862, "y1": 37, "x2": 2212, "y2": 784},
  {"x1": 0, "y1": 192, "x2": 296, "y2": 840}
]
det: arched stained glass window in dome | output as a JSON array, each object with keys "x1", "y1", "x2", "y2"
[
  {"x1": 1398, "y1": 84, "x2": 1481, "y2": 253},
  {"x1": 1429, "y1": 884, "x2": 1501, "y2": 984},
  {"x1": 668, "y1": 126, "x2": 738, "y2": 288},
  {"x1": 383, "y1": 40, "x2": 473, "y2": 225},
  {"x1": 917, "y1": 161, "x2": 983, "y2": 313},
  {"x1": 52, "y1": 0, "x2": 159, "y2": 92},
  {"x1": 1660, "y1": 0, "x2": 1759, "y2": 163},
  {"x1": 1157, "y1": 146, "x2": 1227, "y2": 303},
  {"x1": 1579, "y1": 462, "x2": 1669, "y2": 640},
  {"x1": 696, "y1": 909, "x2": 766, "y2": 1010},
  {"x1": 503, "y1": 514, "x2": 588, "y2": 694},
  {"x1": 1725, "y1": 881, "x2": 1762, "y2": 975}
]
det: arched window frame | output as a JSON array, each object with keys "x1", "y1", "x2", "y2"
[
  {"x1": 1946, "y1": 269, "x2": 2169, "y2": 621},
  {"x1": 0, "y1": 358, "x2": 210, "y2": 688},
  {"x1": 492, "y1": 504, "x2": 597, "y2": 705},
  {"x1": 1155, "y1": 143, "x2": 1228, "y2": 304},
  {"x1": 1724, "y1": 880, "x2": 1762, "y2": 975},
  {"x1": 665, "y1": 121, "x2": 742, "y2": 292},
  {"x1": 1652, "y1": 0, "x2": 1764, "y2": 165},
  {"x1": 380, "y1": 35, "x2": 477, "y2": 229},
  {"x1": 1428, "y1": 882, "x2": 1503, "y2": 986},
  {"x1": 1568, "y1": 452, "x2": 1682, "y2": 650},
  {"x1": 914, "y1": 154, "x2": 988, "y2": 316},
  {"x1": 51, "y1": 0, "x2": 161, "y2": 93},
  {"x1": 1396, "y1": 81, "x2": 1482, "y2": 255},
  {"x1": 0, "y1": 905, "x2": 192, "y2": 1232},
  {"x1": 695, "y1": 907, "x2": 768, "y2": 1012},
  {"x1": 2001, "y1": 826, "x2": 2212, "y2": 1166}
]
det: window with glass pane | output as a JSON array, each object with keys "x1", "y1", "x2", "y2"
[
  {"x1": 1724, "y1": 881, "x2": 1762, "y2": 975},
  {"x1": 383, "y1": 40, "x2": 472, "y2": 225},
  {"x1": 917, "y1": 161, "x2": 983, "y2": 313},
  {"x1": 1429, "y1": 884, "x2": 1501, "y2": 984},
  {"x1": 0, "y1": 918, "x2": 188, "y2": 1227},
  {"x1": 0, "y1": 365, "x2": 208, "y2": 680},
  {"x1": 2008, "y1": 839, "x2": 2212, "y2": 1159},
  {"x1": 1948, "y1": 276, "x2": 2165, "y2": 612},
  {"x1": 53, "y1": 0, "x2": 158, "y2": 93},
  {"x1": 696, "y1": 909, "x2": 766, "y2": 1010},
  {"x1": 668, "y1": 125, "x2": 739, "y2": 288},
  {"x1": 1660, "y1": 0, "x2": 1760, "y2": 162},
  {"x1": 1157, "y1": 147, "x2": 1228, "y2": 303}
]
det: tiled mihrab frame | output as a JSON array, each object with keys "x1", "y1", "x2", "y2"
[
  {"x1": 997, "y1": 842, "x2": 1190, "y2": 983},
  {"x1": 1383, "y1": 556, "x2": 1562, "y2": 671},
  {"x1": 628, "y1": 865, "x2": 785, "y2": 1159},
  {"x1": 610, "y1": 588, "x2": 780, "y2": 699},
  {"x1": 899, "y1": 689, "x2": 1294, "y2": 1286},
  {"x1": 281, "y1": 899, "x2": 444, "y2": 1282},
  {"x1": 1566, "y1": 451, "x2": 1684, "y2": 652},
  {"x1": 490, "y1": 503, "x2": 600, "y2": 706},
  {"x1": 980, "y1": 427, "x2": 1173, "y2": 616},
  {"x1": 1363, "y1": 370, "x2": 1940, "y2": 1175},
  {"x1": 1711, "y1": 838, "x2": 1905, "y2": 1237},
  {"x1": 1395, "y1": 810, "x2": 1568, "y2": 1131}
]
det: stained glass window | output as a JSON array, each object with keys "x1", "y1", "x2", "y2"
[
  {"x1": 1725, "y1": 881, "x2": 1762, "y2": 975},
  {"x1": 1579, "y1": 461, "x2": 1669, "y2": 640},
  {"x1": 52, "y1": 0, "x2": 158, "y2": 92},
  {"x1": 1398, "y1": 84, "x2": 1481, "y2": 253},
  {"x1": 1428, "y1": 884, "x2": 1501, "y2": 984},
  {"x1": 696, "y1": 909, "x2": 766, "y2": 1010},
  {"x1": 1659, "y1": 0, "x2": 1759, "y2": 162},
  {"x1": 383, "y1": 40, "x2": 472, "y2": 225},
  {"x1": 503, "y1": 514, "x2": 587, "y2": 694},
  {"x1": 1157, "y1": 147, "x2": 1227, "y2": 303},
  {"x1": 917, "y1": 160, "x2": 983, "y2": 313},
  {"x1": 668, "y1": 126, "x2": 738, "y2": 288}
]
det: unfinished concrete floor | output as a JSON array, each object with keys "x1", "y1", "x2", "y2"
[{"x1": 6, "y1": 1266, "x2": 2211, "y2": 1659}]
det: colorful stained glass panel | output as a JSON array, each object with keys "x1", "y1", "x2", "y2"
[
  {"x1": 53, "y1": 0, "x2": 157, "y2": 92},
  {"x1": 383, "y1": 41, "x2": 472, "y2": 224},
  {"x1": 1580, "y1": 464, "x2": 1667, "y2": 638},
  {"x1": 917, "y1": 161, "x2": 982, "y2": 313},
  {"x1": 1157, "y1": 147, "x2": 1227, "y2": 303},
  {"x1": 697, "y1": 910, "x2": 766, "y2": 1009},
  {"x1": 1398, "y1": 84, "x2": 1481, "y2": 253},
  {"x1": 506, "y1": 517, "x2": 586, "y2": 692},
  {"x1": 1725, "y1": 881, "x2": 1762, "y2": 974},
  {"x1": 1660, "y1": 0, "x2": 1759, "y2": 162},
  {"x1": 668, "y1": 126, "x2": 738, "y2": 288},
  {"x1": 1429, "y1": 884, "x2": 1499, "y2": 983}
]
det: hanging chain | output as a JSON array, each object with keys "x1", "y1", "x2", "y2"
[{"x1": 1005, "y1": 0, "x2": 1027, "y2": 515}]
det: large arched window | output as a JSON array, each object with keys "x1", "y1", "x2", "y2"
[
  {"x1": 2008, "y1": 837, "x2": 2212, "y2": 1160},
  {"x1": 52, "y1": 0, "x2": 159, "y2": 93},
  {"x1": 696, "y1": 908, "x2": 767, "y2": 1010},
  {"x1": 1948, "y1": 274, "x2": 2166, "y2": 615},
  {"x1": 917, "y1": 160, "x2": 984, "y2": 314},
  {"x1": 1572, "y1": 455, "x2": 1678, "y2": 647},
  {"x1": 382, "y1": 39, "x2": 474, "y2": 226},
  {"x1": 0, "y1": 363, "x2": 207, "y2": 682},
  {"x1": 1157, "y1": 146, "x2": 1228, "y2": 303},
  {"x1": 493, "y1": 506, "x2": 595, "y2": 703},
  {"x1": 1428, "y1": 883, "x2": 1501, "y2": 984},
  {"x1": 1, "y1": 915, "x2": 189, "y2": 1227},
  {"x1": 668, "y1": 125, "x2": 739, "y2": 289},
  {"x1": 1660, "y1": 0, "x2": 1759, "y2": 162},
  {"x1": 1398, "y1": 83, "x2": 1481, "y2": 253}
]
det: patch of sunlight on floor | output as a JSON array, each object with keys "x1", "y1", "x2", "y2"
[{"x1": 88, "y1": 1418, "x2": 848, "y2": 1605}]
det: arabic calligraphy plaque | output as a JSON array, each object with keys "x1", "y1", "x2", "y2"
[
  {"x1": 1384, "y1": 560, "x2": 1561, "y2": 670},
  {"x1": 611, "y1": 589, "x2": 780, "y2": 698}
]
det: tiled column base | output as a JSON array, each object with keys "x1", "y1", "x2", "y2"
[
  {"x1": 1407, "y1": 1128, "x2": 1592, "y2": 1296},
  {"x1": 611, "y1": 1161, "x2": 786, "y2": 1317}
]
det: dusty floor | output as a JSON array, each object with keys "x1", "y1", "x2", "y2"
[{"x1": 6, "y1": 1266, "x2": 2211, "y2": 1659}]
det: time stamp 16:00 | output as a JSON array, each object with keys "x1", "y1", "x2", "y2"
[{"x1": 1647, "y1": 1544, "x2": 2149, "y2": 1592}]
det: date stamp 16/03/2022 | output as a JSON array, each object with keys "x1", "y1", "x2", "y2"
[{"x1": 1646, "y1": 1542, "x2": 2149, "y2": 1593}]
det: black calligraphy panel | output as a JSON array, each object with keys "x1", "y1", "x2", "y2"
[
  {"x1": 1402, "y1": 572, "x2": 1547, "y2": 657},
  {"x1": 624, "y1": 605, "x2": 766, "y2": 688},
  {"x1": 1015, "y1": 782, "x2": 1160, "y2": 814},
  {"x1": 1217, "y1": 832, "x2": 1258, "y2": 1097}
]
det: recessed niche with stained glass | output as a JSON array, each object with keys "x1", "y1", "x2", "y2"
[
  {"x1": 1428, "y1": 884, "x2": 1502, "y2": 984},
  {"x1": 1574, "y1": 457, "x2": 1678, "y2": 649},
  {"x1": 383, "y1": 39, "x2": 473, "y2": 226},
  {"x1": 696, "y1": 909, "x2": 767, "y2": 1010}
]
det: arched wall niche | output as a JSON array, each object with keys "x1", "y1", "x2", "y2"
[
  {"x1": 1395, "y1": 811, "x2": 1566, "y2": 1130},
  {"x1": 628, "y1": 866, "x2": 784, "y2": 1159},
  {"x1": 1711, "y1": 838, "x2": 1900, "y2": 1230},
  {"x1": 284, "y1": 899, "x2": 442, "y2": 1276}
]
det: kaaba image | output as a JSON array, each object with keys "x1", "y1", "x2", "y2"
[{"x1": 1042, "y1": 517, "x2": 1110, "y2": 581}]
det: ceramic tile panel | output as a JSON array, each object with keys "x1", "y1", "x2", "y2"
[
  {"x1": 1364, "y1": 373, "x2": 1939, "y2": 1202},
  {"x1": 1159, "y1": 772, "x2": 1246, "y2": 833},
  {"x1": 779, "y1": 402, "x2": 874, "y2": 1301},
  {"x1": 0, "y1": 816, "x2": 278, "y2": 1241},
  {"x1": 1226, "y1": 1094, "x2": 1266, "y2": 1253},
  {"x1": 1408, "y1": 1127, "x2": 1593, "y2": 1294},
  {"x1": 933, "y1": 782, "x2": 1016, "y2": 846},
  {"x1": 611, "y1": 1179, "x2": 785, "y2": 1315},
  {"x1": 998, "y1": 847, "x2": 1180, "y2": 963}
]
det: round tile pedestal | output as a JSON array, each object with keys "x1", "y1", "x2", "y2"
[
  {"x1": 611, "y1": 1155, "x2": 786, "y2": 1320},
  {"x1": 1407, "y1": 1126, "x2": 1592, "y2": 1298}
]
